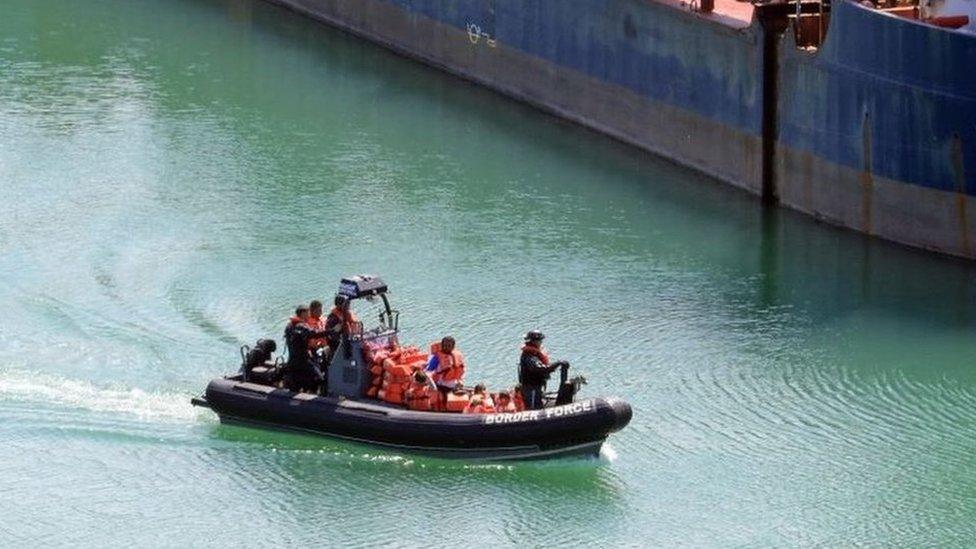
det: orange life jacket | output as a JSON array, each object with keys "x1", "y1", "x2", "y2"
[
  {"x1": 307, "y1": 314, "x2": 326, "y2": 349},
  {"x1": 512, "y1": 390, "x2": 525, "y2": 412},
  {"x1": 474, "y1": 393, "x2": 495, "y2": 413},
  {"x1": 429, "y1": 342, "x2": 465, "y2": 385},
  {"x1": 329, "y1": 307, "x2": 360, "y2": 335},
  {"x1": 444, "y1": 392, "x2": 469, "y2": 413},
  {"x1": 496, "y1": 400, "x2": 517, "y2": 413},
  {"x1": 377, "y1": 388, "x2": 404, "y2": 404},
  {"x1": 382, "y1": 359, "x2": 414, "y2": 386},
  {"x1": 405, "y1": 380, "x2": 436, "y2": 411},
  {"x1": 463, "y1": 403, "x2": 486, "y2": 414},
  {"x1": 520, "y1": 344, "x2": 550, "y2": 365}
]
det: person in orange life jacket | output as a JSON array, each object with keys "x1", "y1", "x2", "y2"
[
  {"x1": 405, "y1": 370, "x2": 437, "y2": 411},
  {"x1": 283, "y1": 304, "x2": 330, "y2": 393},
  {"x1": 472, "y1": 383, "x2": 495, "y2": 412},
  {"x1": 306, "y1": 300, "x2": 331, "y2": 388},
  {"x1": 495, "y1": 391, "x2": 517, "y2": 413},
  {"x1": 325, "y1": 294, "x2": 359, "y2": 357},
  {"x1": 306, "y1": 299, "x2": 327, "y2": 351},
  {"x1": 463, "y1": 394, "x2": 486, "y2": 414},
  {"x1": 426, "y1": 336, "x2": 465, "y2": 393},
  {"x1": 518, "y1": 330, "x2": 564, "y2": 410},
  {"x1": 512, "y1": 384, "x2": 526, "y2": 411}
]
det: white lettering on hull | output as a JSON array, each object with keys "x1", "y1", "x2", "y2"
[{"x1": 483, "y1": 400, "x2": 595, "y2": 425}]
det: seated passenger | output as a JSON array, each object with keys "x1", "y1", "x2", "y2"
[
  {"x1": 463, "y1": 395, "x2": 486, "y2": 414},
  {"x1": 472, "y1": 383, "x2": 495, "y2": 412},
  {"x1": 495, "y1": 391, "x2": 517, "y2": 413},
  {"x1": 426, "y1": 336, "x2": 465, "y2": 394},
  {"x1": 405, "y1": 370, "x2": 437, "y2": 411},
  {"x1": 512, "y1": 384, "x2": 525, "y2": 412}
]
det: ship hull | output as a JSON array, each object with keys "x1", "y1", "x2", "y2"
[
  {"x1": 259, "y1": 0, "x2": 975, "y2": 259},
  {"x1": 775, "y1": 0, "x2": 976, "y2": 258}
]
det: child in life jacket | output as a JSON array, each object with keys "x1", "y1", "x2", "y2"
[
  {"x1": 512, "y1": 384, "x2": 526, "y2": 411},
  {"x1": 495, "y1": 391, "x2": 517, "y2": 413},
  {"x1": 472, "y1": 383, "x2": 495, "y2": 412},
  {"x1": 463, "y1": 395, "x2": 486, "y2": 414},
  {"x1": 405, "y1": 370, "x2": 437, "y2": 411}
]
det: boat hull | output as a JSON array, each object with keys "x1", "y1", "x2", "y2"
[{"x1": 196, "y1": 378, "x2": 633, "y2": 461}]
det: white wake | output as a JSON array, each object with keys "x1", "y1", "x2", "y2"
[{"x1": 0, "y1": 370, "x2": 200, "y2": 423}]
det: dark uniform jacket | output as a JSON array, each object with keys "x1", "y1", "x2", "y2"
[
  {"x1": 284, "y1": 322, "x2": 328, "y2": 375},
  {"x1": 519, "y1": 351, "x2": 554, "y2": 387},
  {"x1": 324, "y1": 313, "x2": 344, "y2": 350}
]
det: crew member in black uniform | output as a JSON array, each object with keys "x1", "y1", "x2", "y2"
[
  {"x1": 283, "y1": 304, "x2": 330, "y2": 393},
  {"x1": 518, "y1": 330, "x2": 565, "y2": 410}
]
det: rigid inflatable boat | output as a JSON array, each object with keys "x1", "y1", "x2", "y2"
[{"x1": 192, "y1": 275, "x2": 632, "y2": 460}]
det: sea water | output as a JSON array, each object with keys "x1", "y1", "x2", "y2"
[{"x1": 2, "y1": 0, "x2": 975, "y2": 545}]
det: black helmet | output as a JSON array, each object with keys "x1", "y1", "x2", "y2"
[
  {"x1": 334, "y1": 294, "x2": 350, "y2": 308},
  {"x1": 523, "y1": 330, "x2": 545, "y2": 342}
]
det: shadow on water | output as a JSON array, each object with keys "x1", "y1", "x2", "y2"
[
  {"x1": 206, "y1": 422, "x2": 627, "y2": 541},
  {"x1": 211, "y1": 422, "x2": 620, "y2": 478},
  {"x1": 209, "y1": 422, "x2": 621, "y2": 495},
  {"x1": 756, "y1": 204, "x2": 976, "y2": 328}
]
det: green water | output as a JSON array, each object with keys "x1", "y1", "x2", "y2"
[{"x1": 2, "y1": 0, "x2": 975, "y2": 546}]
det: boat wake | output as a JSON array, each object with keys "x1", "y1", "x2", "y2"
[
  {"x1": 599, "y1": 444, "x2": 618, "y2": 462},
  {"x1": 0, "y1": 369, "x2": 202, "y2": 424}
]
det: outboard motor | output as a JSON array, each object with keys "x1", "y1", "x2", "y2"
[{"x1": 241, "y1": 339, "x2": 279, "y2": 385}]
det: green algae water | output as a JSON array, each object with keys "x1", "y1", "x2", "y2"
[{"x1": 2, "y1": 0, "x2": 976, "y2": 545}]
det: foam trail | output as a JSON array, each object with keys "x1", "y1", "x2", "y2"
[
  {"x1": 0, "y1": 370, "x2": 200, "y2": 423},
  {"x1": 600, "y1": 444, "x2": 619, "y2": 462}
]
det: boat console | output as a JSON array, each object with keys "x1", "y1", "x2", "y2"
[{"x1": 328, "y1": 274, "x2": 399, "y2": 399}]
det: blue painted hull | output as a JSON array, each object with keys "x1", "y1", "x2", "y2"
[
  {"x1": 780, "y1": 0, "x2": 975, "y2": 196},
  {"x1": 262, "y1": 0, "x2": 975, "y2": 258},
  {"x1": 776, "y1": 0, "x2": 975, "y2": 257}
]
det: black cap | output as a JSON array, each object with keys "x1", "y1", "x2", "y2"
[
  {"x1": 524, "y1": 330, "x2": 545, "y2": 342},
  {"x1": 334, "y1": 294, "x2": 350, "y2": 307},
  {"x1": 295, "y1": 304, "x2": 309, "y2": 315}
]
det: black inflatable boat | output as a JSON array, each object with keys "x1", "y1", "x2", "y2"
[
  {"x1": 193, "y1": 378, "x2": 631, "y2": 460},
  {"x1": 192, "y1": 275, "x2": 632, "y2": 460}
]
